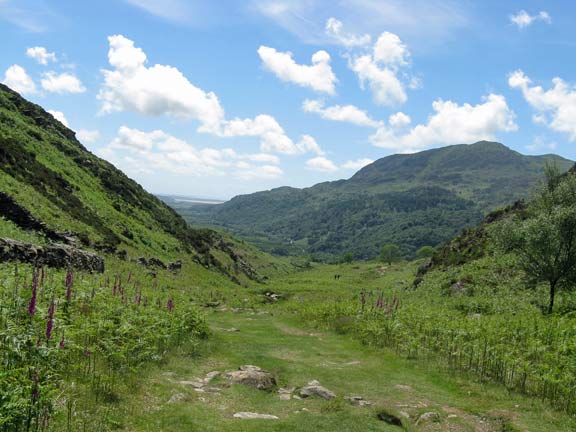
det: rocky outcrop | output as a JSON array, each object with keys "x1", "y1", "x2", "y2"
[
  {"x1": 0, "y1": 238, "x2": 104, "y2": 273},
  {"x1": 0, "y1": 192, "x2": 71, "y2": 242},
  {"x1": 135, "y1": 257, "x2": 182, "y2": 272}
]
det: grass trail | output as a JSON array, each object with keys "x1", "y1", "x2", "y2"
[{"x1": 119, "y1": 307, "x2": 574, "y2": 431}]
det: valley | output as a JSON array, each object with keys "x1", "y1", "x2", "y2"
[{"x1": 2, "y1": 70, "x2": 576, "y2": 432}]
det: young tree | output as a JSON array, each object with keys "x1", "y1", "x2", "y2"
[
  {"x1": 380, "y1": 244, "x2": 401, "y2": 265},
  {"x1": 498, "y1": 166, "x2": 576, "y2": 314},
  {"x1": 342, "y1": 251, "x2": 354, "y2": 264},
  {"x1": 416, "y1": 246, "x2": 435, "y2": 259}
]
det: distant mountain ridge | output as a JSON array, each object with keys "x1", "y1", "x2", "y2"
[{"x1": 175, "y1": 141, "x2": 573, "y2": 260}]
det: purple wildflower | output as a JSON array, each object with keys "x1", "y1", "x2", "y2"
[
  {"x1": 167, "y1": 298, "x2": 174, "y2": 312},
  {"x1": 46, "y1": 300, "x2": 55, "y2": 340},
  {"x1": 59, "y1": 333, "x2": 65, "y2": 349},
  {"x1": 65, "y1": 269, "x2": 73, "y2": 301},
  {"x1": 31, "y1": 373, "x2": 39, "y2": 402},
  {"x1": 28, "y1": 270, "x2": 39, "y2": 316}
]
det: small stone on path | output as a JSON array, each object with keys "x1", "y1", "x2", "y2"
[
  {"x1": 299, "y1": 380, "x2": 336, "y2": 400},
  {"x1": 233, "y1": 412, "x2": 279, "y2": 420},
  {"x1": 345, "y1": 395, "x2": 372, "y2": 407},
  {"x1": 416, "y1": 411, "x2": 441, "y2": 425},
  {"x1": 278, "y1": 387, "x2": 294, "y2": 401}
]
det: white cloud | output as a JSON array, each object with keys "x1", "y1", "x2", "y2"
[
  {"x1": 509, "y1": 70, "x2": 576, "y2": 141},
  {"x1": 348, "y1": 31, "x2": 412, "y2": 106},
  {"x1": 306, "y1": 156, "x2": 338, "y2": 172},
  {"x1": 26, "y1": 46, "x2": 56, "y2": 65},
  {"x1": 257, "y1": 45, "x2": 337, "y2": 94},
  {"x1": 221, "y1": 115, "x2": 324, "y2": 155},
  {"x1": 41, "y1": 71, "x2": 86, "y2": 94},
  {"x1": 325, "y1": 17, "x2": 371, "y2": 47},
  {"x1": 235, "y1": 164, "x2": 283, "y2": 179},
  {"x1": 124, "y1": 0, "x2": 192, "y2": 22},
  {"x1": 2, "y1": 64, "x2": 36, "y2": 94},
  {"x1": 99, "y1": 34, "x2": 225, "y2": 132},
  {"x1": 302, "y1": 99, "x2": 379, "y2": 127},
  {"x1": 510, "y1": 10, "x2": 551, "y2": 29},
  {"x1": 526, "y1": 136, "x2": 557, "y2": 153},
  {"x1": 99, "y1": 35, "x2": 320, "y2": 156},
  {"x1": 350, "y1": 54, "x2": 407, "y2": 106},
  {"x1": 254, "y1": 0, "x2": 469, "y2": 47},
  {"x1": 0, "y1": 0, "x2": 54, "y2": 33},
  {"x1": 101, "y1": 126, "x2": 284, "y2": 180},
  {"x1": 47, "y1": 110, "x2": 69, "y2": 127},
  {"x1": 342, "y1": 158, "x2": 374, "y2": 170},
  {"x1": 373, "y1": 32, "x2": 409, "y2": 68},
  {"x1": 296, "y1": 134, "x2": 324, "y2": 155},
  {"x1": 77, "y1": 129, "x2": 101, "y2": 144},
  {"x1": 370, "y1": 94, "x2": 517, "y2": 152},
  {"x1": 389, "y1": 111, "x2": 411, "y2": 129}
]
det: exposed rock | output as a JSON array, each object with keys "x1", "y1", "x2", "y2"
[
  {"x1": 377, "y1": 411, "x2": 404, "y2": 426},
  {"x1": 0, "y1": 192, "x2": 70, "y2": 243},
  {"x1": 416, "y1": 411, "x2": 441, "y2": 425},
  {"x1": 224, "y1": 365, "x2": 276, "y2": 391},
  {"x1": 263, "y1": 291, "x2": 282, "y2": 303},
  {"x1": 299, "y1": 380, "x2": 336, "y2": 400},
  {"x1": 135, "y1": 256, "x2": 182, "y2": 272},
  {"x1": 345, "y1": 395, "x2": 372, "y2": 407},
  {"x1": 450, "y1": 281, "x2": 467, "y2": 295},
  {"x1": 205, "y1": 371, "x2": 220, "y2": 383},
  {"x1": 168, "y1": 260, "x2": 182, "y2": 272},
  {"x1": 195, "y1": 387, "x2": 220, "y2": 393},
  {"x1": 278, "y1": 387, "x2": 294, "y2": 401},
  {"x1": 233, "y1": 412, "x2": 279, "y2": 420},
  {"x1": 179, "y1": 380, "x2": 205, "y2": 389},
  {"x1": 0, "y1": 238, "x2": 104, "y2": 273},
  {"x1": 148, "y1": 257, "x2": 166, "y2": 268}
]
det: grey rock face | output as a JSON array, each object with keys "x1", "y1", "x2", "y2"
[{"x1": 0, "y1": 238, "x2": 104, "y2": 273}]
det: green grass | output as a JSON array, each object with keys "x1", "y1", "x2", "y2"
[{"x1": 110, "y1": 262, "x2": 576, "y2": 432}]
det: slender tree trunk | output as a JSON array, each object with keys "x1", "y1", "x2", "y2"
[{"x1": 548, "y1": 280, "x2": 557, "y2": 315}]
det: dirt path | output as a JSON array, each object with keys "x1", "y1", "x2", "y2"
[{"x1": 118, "y1": 308, "x2": 573, "y2": 431}]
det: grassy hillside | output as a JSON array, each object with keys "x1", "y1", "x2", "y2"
[
  {"x1": 0, "y1": 83, "x2": 272, "y2": 283},
  {"x1": 173, "y1": 141, "x2": 572, "y2": 261}
]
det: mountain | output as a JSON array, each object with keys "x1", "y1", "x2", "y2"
[
  {"x1": 175, "y1": 142, "x2": 573, "y2": 260},
  {"x1": 0, "y1": 83, "x2": 264, "y2": 282}
]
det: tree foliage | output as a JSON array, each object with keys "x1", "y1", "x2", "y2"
[
  {"x1": 380, "y1": 244, "x2": 401, "y2": 265},
  {"x1": 498, "y1": 165, "x2": 576, "y2": 314},
  {"x1": 416, "y1": 246, "x2": 435, "y2": 259}
]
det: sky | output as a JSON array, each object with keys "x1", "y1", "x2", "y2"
[{"x1": 1, "y1": 0, "x2": 576, "y2": 199}]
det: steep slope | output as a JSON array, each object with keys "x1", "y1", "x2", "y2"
[
  {"x1": 176, "y1": 142, "x2": 572, "y2": 260},
  {"x1": 0, "y1": 84, "x2": 263, "y2": 281}
]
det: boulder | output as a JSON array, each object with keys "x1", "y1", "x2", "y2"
[
  {"x1": 299, "y1": 380, "x2": 336, "y2": 400},
  {"x1": 224, "y1": 365, "x2": 276, "y2": 391}
]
